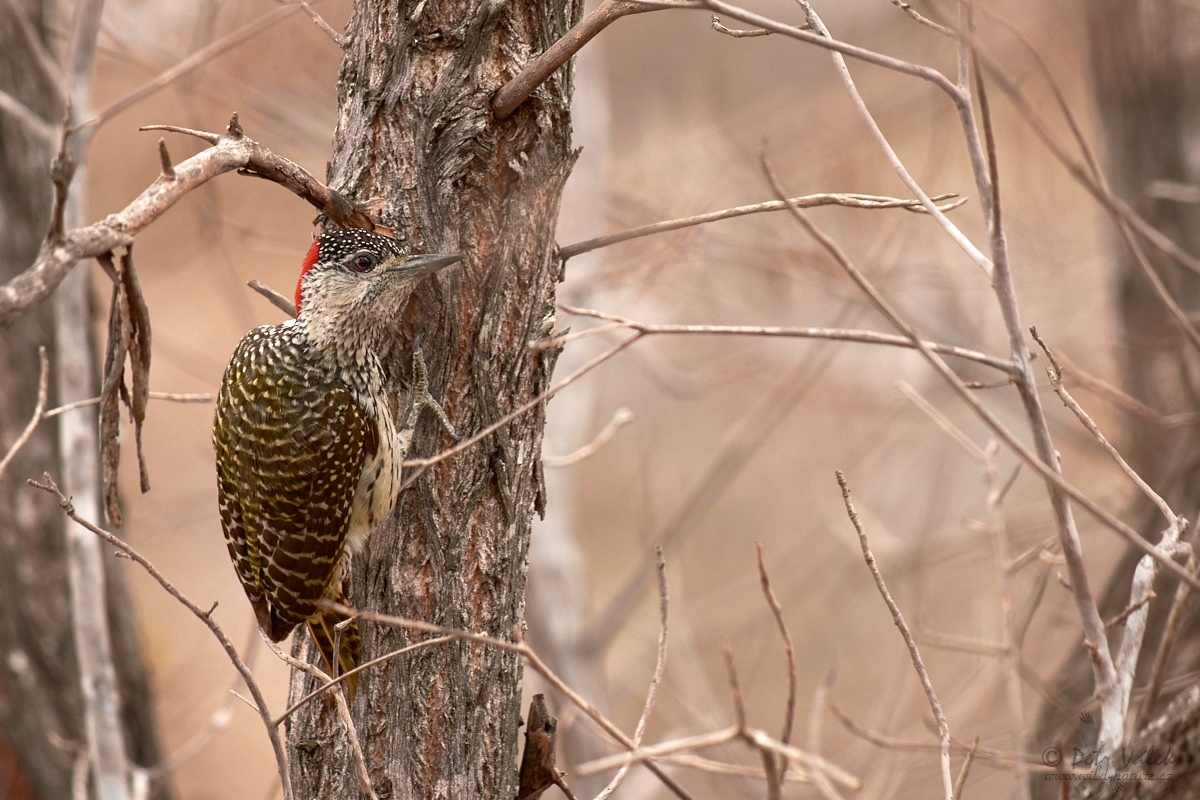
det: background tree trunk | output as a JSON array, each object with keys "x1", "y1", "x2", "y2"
[
  {"x1": 284, "y1": 0, "x2": 580, "y2": 795},
  {"x1": 0, "y1": 2, "x2": 170, "y2": 798},
  {"x1": 1040, "y1": 1, "x2": 1200, "y2": 796}
]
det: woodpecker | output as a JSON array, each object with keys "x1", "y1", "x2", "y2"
[{"x1": 213, "y1": 226, "x2": 461, "y2": 698}]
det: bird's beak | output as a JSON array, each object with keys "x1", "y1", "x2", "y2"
[{"x1": 389, "y1": 252, "x2": 464, "y2": 279}]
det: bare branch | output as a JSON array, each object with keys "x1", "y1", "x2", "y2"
[
  {"x1": 556, "y1": 306, "x2": 1016, "y2": 374},
  {"x1": 0, "y1": 346, "x2": 48, "y2": 478},
  {"x1": 42, "y1": 391, "x2": 212, "y2": 419},
  {"x1": 0, "y1": 88, "x2": 55, "y2": 142},
  {"x1": 697, "y1": 0, "x2": 992, "y2": 274},
  {"x1": 897, "y1": 380, "x2": 987, "y2": 461},
  {"x1": 273, "y1": 636, "x2": 455, "y2": 725},
  {"x1": 286, "y1": 0, "x2": 344, "y2": 46},
  {"x1": 885, "y1": 0, "x2": 953, "y2": 36},
  {"x1": 247, "y1": 279, "x2": 298, "y2": 318},
  {"x1": 755, "y1": 543, "x2": 796, "y2": 780},
  {"x1": 836, "y1": 471, "x2": 953, "y2": 800},
  {"x1": 89, "y1": 4, "x2": 306, "y2": 128},
  {"x1": 542, "y1": 407, "x2": 633, "y2": 467},
  {"x1": 556, "y1": 192, "x2": 965, "y2": 260},
  {"x1": 1032, "y1": 327, "x2": 1179, "y2": 527},
  {"x1": 28, "y1": 475, "x2": 294, "y2": 800},
  {"x1": 492, "y1": 0, "x2": 700, "y2": 120},
  {"x1": 1054, "y1": 350, "x2": 1200, "y2": 429},
  {"x1": 969, "y1": 12, "x2": 1200, "y2": 294},
  {"x1": 826, "y1": 701, "x2": 1045, "y2": 767},
  {"x1": 1, "y1": 122, "x2": 373, "y2": 327},
  {"x1": 402, "y1": 335, "x2": 644, "y2": 478},
  {"x1": 762, "y1": 162, "x2": 1200, "y2": 749},
  {"x1": 952, "y1": 737, "x2": 980, "y2": 800},
  {"x1": 261, "y1": 639, "x2": 376, "y2": 800},
  {"x1": 330, "y1": 603, "x2": 695, "y2": 800},
  {"x1": 593, "y1": 548, "x2": 669, "y2": 800},
  {"x1": 711, "y1": 14, "x2": 770, "y2": 36}
]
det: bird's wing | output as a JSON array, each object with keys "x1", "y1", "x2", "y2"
[{"x1": 214, "y1": 327, "x2": 371, "y2": 637}]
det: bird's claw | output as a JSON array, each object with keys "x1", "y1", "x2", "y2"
[{"x1": 407, "y1": 347, "x2": 459, "y2": 441}]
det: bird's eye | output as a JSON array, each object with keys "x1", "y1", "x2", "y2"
[{"x1": 351, "y1": 253, "x2": 377, "y2": 272}]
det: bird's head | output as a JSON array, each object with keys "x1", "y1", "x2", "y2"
[{"x1": 294, "y1": 227, "x2": 461, "y2": 341}]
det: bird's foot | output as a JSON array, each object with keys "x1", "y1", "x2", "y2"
[{"x1": 408, "y1": 343, "x2": 460, "y2": 442}]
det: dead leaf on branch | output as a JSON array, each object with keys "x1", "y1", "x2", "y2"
[{"x1": 97, "y1": 246, "x2": 152, "y2": 525}]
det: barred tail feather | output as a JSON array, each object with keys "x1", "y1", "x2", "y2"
[{"x1": 307, "y1": 587, "x2": 361, "y2": 701}]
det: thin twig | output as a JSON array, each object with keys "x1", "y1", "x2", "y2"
[
  {"x1": 706, "y1": 0, "x2": 992, "y2": 274},
  {"x1": 897, "y1": 380, "x2": 987, "y2": 460},
  {"x1": 968, "y1": 11, "x2": 1200, "y2": 309},
  {"x1": 806, "y1": 667, "x2": 844, "y2": 800},
  {"x1": 29, "y1": 474, "x2": 294, "y2": 800},
  {"x1": 885, "y1": 0, "x2": 953, "y2": 36},
  {"x1": 0, "y1": 347, "x2": 49, "y2": 477},
  {"x1": 145, "y1": 625, "x2": 260, "y2": 781},
  {"x1": 1032, "y1": 327, "x2": 1179, "y2": 527},
  {"x1": 581, "y1": 302, "x2": 858, "y2": 654},
  {"x1": 88, "y1": 4, "x2": 308, "y2": 127},
  {"x1": 825, "y1": 701, "x2": 1044, "y2": 768},
  {"x1": 327, "y1": 604, "x2": 696, "y2": 800},
  {"x1": 981, "y1": 437, "x2": 1030, "y2": 798},
  {"x1": 1054, "y1": 351, "x2": 1200, "y2": 429},
  {"x1": 288, "y1": 0, "x2": 343, "y2": 46},
  {"x1": 837, "y1": 471, "x2": 953, "y2": 800},
  {"x1": 491, "y1": 0, "x2": 701, "y2": 119},
  {"x1": 42, "y1": 392, "x2": 213, "y2": 419},
  {"x1": 273, "y1": 635, "x2": 455, "y2": 725},
  {"x1": 594, "y1": 548, "x2": 669, "y2": 800},
  {"x1": 401, "y1": 335, "x2": 644, "y2": 478},
  {"x1": 711, "y1": 14, "x2": 770, "y2": 36},
  {"x1": 952, "y1": 737, "x2": 980, "y2": 800},
  {"x1": 247, "y1": 279, "x2": 298, "y2": 318},
  {"x1": 260, "y1": 638, "x2": 377, "y2": 800},
  {"x1": 555, "y1": 306, "x2": 1015, "y2": 374},
  {"x1": 755, "y1": 543, "x2": 797, "y2": 780},
  {"x1": 763, "y1": 161, "x2": 1200, "y2": 749},
  {"x1": 556, "y1": 192, "x2": 964, "y2": 260},
  {"x1": 543, "y1": 407, "x2": 634, "y2": 468}
]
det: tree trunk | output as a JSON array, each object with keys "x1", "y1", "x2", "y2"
[
  {"x1": 284, "y1": 0, "x2": 580, "y2": 795},
  {"x1": 0, "y1": 2, "x2": 170, "y2": 798},
  {"x1": 1039, "y1": 2, "x2": 1200, "y2": 796}
]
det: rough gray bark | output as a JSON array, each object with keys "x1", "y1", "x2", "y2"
[
  {"x1": 1039, "y1": 2, "x2": 1200, "y2": 797},
  {"x1": 0, "y1": 2, "x2": 170, "y2": 798},
  {"x1": 284, "y1": 0, "x2": 580, "y2": 795}
]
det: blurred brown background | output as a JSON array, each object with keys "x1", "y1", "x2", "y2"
[{"x1": 5, "y1": 0, "x2": 1185, "y2": 797}]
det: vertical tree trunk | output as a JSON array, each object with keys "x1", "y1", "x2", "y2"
[
  {"x1": 0, "y1": 2, "x2": 170, "y2": 798},
  {"x1": 285, "y1": 0, "x2": 580, "y2": 795}
]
